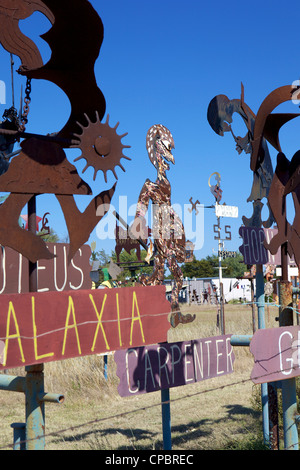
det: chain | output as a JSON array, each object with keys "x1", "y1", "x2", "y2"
[{"x1": 18, "y1": 78, "x2": 32, "y2": 133}]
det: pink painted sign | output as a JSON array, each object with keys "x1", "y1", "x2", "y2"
[
  {"x1": 250, "y1": 326, "x2": 300, "y2": 384},
  {"x1": 0, "y1": 243, "x2": 92, "y2": 294},
  {"x1": 114, "y1": 335, "x2": 235, "y2": 396},
  {"x1": 263, "y1": 228, "x2": 295, "y2": 266}
]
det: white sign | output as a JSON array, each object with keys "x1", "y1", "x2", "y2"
[{"x1": 215, "y1": 205, "x2": 238, "y2": 218}]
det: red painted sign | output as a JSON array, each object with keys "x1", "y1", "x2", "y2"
[
  {"x1": 250, "y1": 326, "x2": 300, "y2": 384},
  {"x1": 0, "y1": 243, "x2": 92, "y2": 294},
  {"x1": 239, "y1": 226, "x2": 268, "y2": 265},
  {"x1": 0, "y1": 285, "x2": 170, "y2": 370},
  {"x1": 114, "y1": 335, "x2": 235, "y2": 396}
]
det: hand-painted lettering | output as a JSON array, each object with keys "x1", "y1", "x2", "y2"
[
  {"x1": 89, "y1": 293, "x2": 110, "y2": 351},
  {"x1": 31, "y1": 296, "x2": 54, "y2": 361},
  {"x1": 115, "y1": 335, "x2": 235, "y2": 396},
  {"x1": 62, "y1": 296, "x2": 82, "y2": 356}
]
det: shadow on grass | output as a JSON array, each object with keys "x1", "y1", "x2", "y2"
[{"x1": 50, "y1": 402, "x2": 263, "y2": 450}]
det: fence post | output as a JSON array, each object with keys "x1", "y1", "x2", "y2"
[
  {"x1": 161, "y1": 388, "x2": 172, "y2": 450},
  {"x1": 11, "y1": 423, "x2": 26, "y2": 450},
  {"x1": 255, "y1": 264, "x2": 270, "y2": 446},
  {"x1": 279, "y1": 243, "x2": 299, "y2": 450},
  {"x1": 25, "y1": 364, "x2": 46, "y2": 450},
  {"x1": 26, "y1": 196, "x2": 46, "y2": 450}
]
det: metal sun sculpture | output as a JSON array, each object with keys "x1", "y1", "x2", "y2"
[
  {"x1": 0, "y1": 0, "x2": 130, "y2": 263},
  {"x1": 207, "y1": 84, "x2": 275, "y2": 228},
  {"x1": 133, "y1": 124, "x2": 195, "y2": 328}
]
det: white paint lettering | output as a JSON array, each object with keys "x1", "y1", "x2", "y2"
[{"x1": 279, "y1": 331, "x2": 293, "y2": 375}]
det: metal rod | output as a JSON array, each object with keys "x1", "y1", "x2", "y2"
[
  {"x1": 230, "y1": 335, "x2": 252, "y2": 346},
  {"x1": 10, "y1": 54, "x2": 15, "y2": 108},
  {"x1": 38, "y1": 393, "x2": 65, "y2": 404},
  {"x1": 0, "y1": 374, "x2": 25, "y2": 393}
]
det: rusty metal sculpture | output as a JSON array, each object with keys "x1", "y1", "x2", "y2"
[
  {"x1": 133, "y1": 124, "x2": 195, "y2": 328},
  {"x1": 207, "y1": 84, "x2": 275, "y2": 228},
  {"x1": 0, "y1": 0, "x2": 130, "y2": 262},
  {"x1": 250, "y1": 84, "x2": 300, "y2": 268}
]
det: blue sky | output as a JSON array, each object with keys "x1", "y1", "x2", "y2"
[{"x1": 0, "y1": 0, "x2": 299, "y2": 261}]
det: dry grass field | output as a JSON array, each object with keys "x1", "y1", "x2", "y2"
[{"x1": 0, "y1": 303, "x2": 279, "y2": 450}]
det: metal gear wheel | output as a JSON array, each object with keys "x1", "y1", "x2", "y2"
[{"x1": 71, "y1": 112, "x2": 131, "y2": 183}]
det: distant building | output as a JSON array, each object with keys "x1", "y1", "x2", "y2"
[{"x1": 164, "y1": 277, "x2": 252, "y2": 304}]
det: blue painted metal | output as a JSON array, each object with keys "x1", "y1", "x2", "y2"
[
  {"x1": 282, "y1": 378, "x2": 299, "y2": 449},
  {"x1": 161, "y1": 388, "x2": 172, "y2": 450},
  {"x1": 0, "y1": 368, "x2": 63, "y2": 449},
  {"x1": 230, "y1": 335, "x2": 252, "y2": 346},
  {"x1": 39, "y1": 392, "x2": 64, "y2": 404},
  {"x1": 279, "y1": 254, "x2": 299, "y2": 450},
  {"x1": 0, "y1": 374, "x2": 25, "y2": 393},
  {"x1": 25, "y1": 364, "x2": 46, "y2": 450},
  {"x1": 11, "y1": 423, "x2": 26, "y2": 450},
  {"x1": 255, "y1": 265, "x2": 270, "y2": 447},
  {"x1": 104, "y1": 355, "x2": 108, "y2": 381}
]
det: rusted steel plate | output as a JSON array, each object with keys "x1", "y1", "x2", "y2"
[
  {"x1": 239, "y1": 226, "x2": 268, "y2": 265},
  {"x1": 251, "y1": 85, "x2": 297, "y2": 172},
  {"x1": 114, "y1": 335, "x2": 235, "y2": 396},
  {"x1": 0, "y1": 285, "x2": 170, "y2": 370},
  {"x1": 0, "y1": 139, "x2": 93, "y2": 195},
  {"x1": 250, "y1": 326, "x2": 300, "y2": 384}
]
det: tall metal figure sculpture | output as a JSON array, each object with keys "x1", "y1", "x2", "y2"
[
  {"x1": 207, "y1": 84, "x2": 275, "y2": 228},
  {"x1": 133, "y1": 124, "x2": 195, "y2": 328},
  {"x1": 0, "y1": 0, "x2": 130, "y2": 263}
]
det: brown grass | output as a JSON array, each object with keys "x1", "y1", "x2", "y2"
[{"x1": 0, "y1": 303, "x2": 278, "y2": 450}]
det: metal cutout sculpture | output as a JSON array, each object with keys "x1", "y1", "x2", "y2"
[
  {"x1": 133, "y1": 124, "x2": 195, "y2": 328},
  {"x1": 250, "y1": 84, "x2": 300, "y2": 268},
  {"x1": 207, "y1": 84, "x2": 275, "y2": 228},
  {"x1": 0, "y1": 0, "x2": 130, "y2": 263}
]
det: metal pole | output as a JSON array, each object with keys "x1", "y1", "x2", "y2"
[
  {"x1": 25, "y1": 364, "x2": 45, "y2": 450},
  {"x1": 11, "y1": 423, "x2": 25, "y2": 450},
  {"x1": 104, "y1": 355, "x2": 108, "y2": 381},
  {"x1": 255, "y1": 264, "x2": 270, "y2": 446},
  {"x1": 251, "y1": 278, "x2": 256, "y2": 333},
  {"x1": 161, "y1": 388, "x2": 172, "y2": 450},
  {"x1": 280, "y1": 242, "x2": 299, "y2": 450},
  {"x1": 26, "y1": 195, "x2": 46, "y2": 450},
  {"x1": 216, "y1": 214, "x2": 225, "y2": 334}
]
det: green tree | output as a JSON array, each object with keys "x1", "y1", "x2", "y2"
[
  {"x1": 37, "y1": 228, "x2": 59, "y2": 243},
  {"x1": 222, "y1": 252, "x2": 247, "y2": 278},
  {"x1": 111, "y1": 248, "x2": 154, "y2": 283},
  {"x1": 181, "y1": 252, "x2": 247, "y2": 279},
  {"x1": 181, "y1": 255, "x2": 218, "y2": 278}
]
